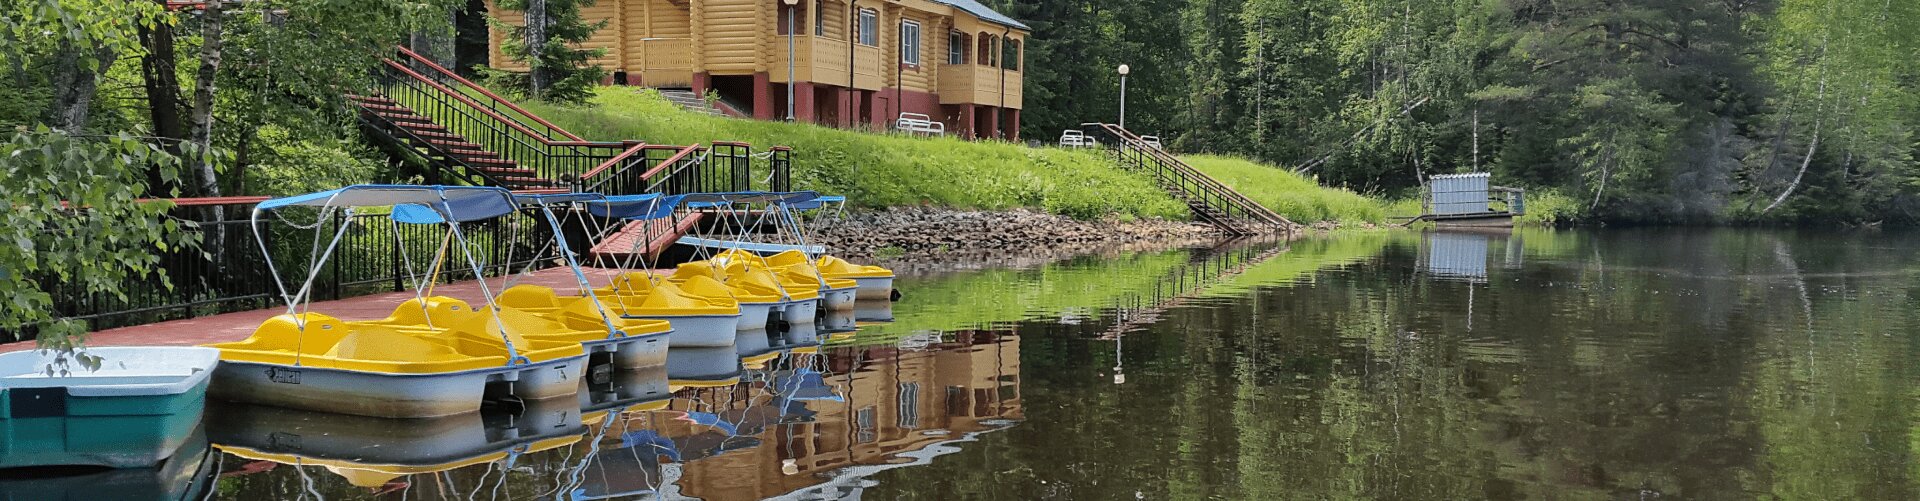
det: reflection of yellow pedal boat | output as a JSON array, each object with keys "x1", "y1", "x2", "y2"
[{"x1": 208, "y1": 399, "x2": 587, "y2": 490}]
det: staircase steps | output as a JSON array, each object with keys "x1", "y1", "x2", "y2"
[
  {"x1": 589, "y1": 212, "x2": 706, "y2": 262},
  {"x1": 658, "y1": 89, "x2": 726, "y2": 117},
  {"x1": 350, "y1": 95, "x2": 568, "y2": 191}
]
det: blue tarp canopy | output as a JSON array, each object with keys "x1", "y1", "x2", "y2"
[
  {"x1": 787, "y1": 195, "x2": 845, "y2": 211},
  {"x1": 513, "y1": 192, "x2": 605, "y2": 206},
  {"x1": 256, "y1": 185, "x2": 516, "y2": 224},
  {"x1": 585, "y1": 193, "x2": 677, "y2": 220},
  {"x1": 677, "y1": 191, "x2": 821, "y2": 207}
]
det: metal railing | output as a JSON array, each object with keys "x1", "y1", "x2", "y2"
[
  {"x1": 1083, "y1": 124, "x2": 1293, "y2": 234},
  {"x1": 37, "y1": 199, "x2": 554, "y2": 332},
  {"x1": 361, "y1": 46, "x2": 796, "y2": 197}
]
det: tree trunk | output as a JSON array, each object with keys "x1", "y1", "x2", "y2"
[
  {"x1": 139, "y1": 3, "x2": 185, "y2": 196},
  {"x1": 1764, "y1": 72, "x2": 1827, "y2": 214},
  {"x1": 189, "y1": 0, "x2": 226, "y2": 200},
  {"x1": 524, "y1": 0, "x2": 549, "y2": 95},
  {"x1": 45, "y1": 40, "x2": 117, "y2": 131}
]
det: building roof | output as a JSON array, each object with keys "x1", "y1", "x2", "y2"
[{"x1": 933, "y1": 0, "x2": 1030, "y2": 31}]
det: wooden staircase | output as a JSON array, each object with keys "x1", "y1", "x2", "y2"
[
  {"x1": 1084, "y1": 124, "x2": 1295, "y2": 235},
  {"x1": 349, "y1": 94, "x2": 561, "y2": 190},
  {"x1": 346, "y1": 46, "x2": 794, "y2": 257}
]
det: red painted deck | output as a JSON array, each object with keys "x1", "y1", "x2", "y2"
[{"x1": 3, "y1": 266, "x2": 662, "y2": 354}]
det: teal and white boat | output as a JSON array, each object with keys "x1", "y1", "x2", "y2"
[{"x1": 0, "y1": 346, "x2": 219, "y2": 468}]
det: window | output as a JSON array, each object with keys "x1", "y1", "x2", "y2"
[
  {"x1": 1003, "y1": 38, "x2": 1021, "y2": 71},
  {"x1": 900, "y1": 20, "x2": 921, "y2": 66},
  {"x1": 948, "y1": 31, "x2": 965, "y2": 64},
  {"x1": 858, "y1": 9, "x2": 878, "y2": 46},
  {"x1": 814, "y1": 1, "x2": 825, "y2": 36}
]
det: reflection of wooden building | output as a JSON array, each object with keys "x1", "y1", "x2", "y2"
[
  {"x1": 620, "y1": 330, "x2": 1022, "y2": 499},
  {"x1": 486, "y1": 0, "x2": 1027, "y2": 139}
]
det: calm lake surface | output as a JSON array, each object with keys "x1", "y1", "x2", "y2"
[{"x1": 102, "y1": 228, "x2": 1920, "y2": 499}]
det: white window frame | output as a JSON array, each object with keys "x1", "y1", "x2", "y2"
[
  {"x1": 857, "y1": 9, "x2": 878, "y2": 46},
  {"x1": 948, "y1": 31, "x2": 965, "y2": 65},
  {"x1": 900, "y1": 19, "x2": 922, "y2": 66}
]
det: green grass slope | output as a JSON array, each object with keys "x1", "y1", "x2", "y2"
[
  {"x1": 1181, "y1": 155, "x2": 1390, "y2": 224},
  {"x1": 524, "y1": 89, "x2": 1187, "y2": 220}
]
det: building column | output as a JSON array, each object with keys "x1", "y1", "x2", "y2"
[
  {"x1": 795, "y1": 81, "x2": 817, "y2": 123},
  {"x1": 958, "y1": 105, "x2": 975, "y2": 139},
  {"x1": 1008, "y1": 108, "x2": 1021, "y2": 141},
  {"x1": 987, "y1": 106, "x2": 1001, "y2": 140},
  {"x1": 839, "y1": 89, "x2": 855, "y2": 128},
  {"x1": 692, "y1": 72, "x2": 711, "y2": 97},
  {"x1": 752, "y1": 72, "x2": 775, "y2": 120}
]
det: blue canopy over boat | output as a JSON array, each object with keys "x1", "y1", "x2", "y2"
[
  {"x1": 585, "y1": 193, "x2": 677, "y2": 220},
  {"x1": 255, "y1": 185, "x2": 516, "y2": 224},
  {"x1": 512, "y1": 192, "x2": 606, "y2": 206},
  {"x1": 786, "y1": 195, "x2": 845, "y2": 211},
  {"x1": 677, "y1": 191, "x2": 821, "y2": 207}
]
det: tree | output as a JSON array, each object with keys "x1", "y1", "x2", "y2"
[
  {"x1": 490, "y1": 0, "x2": 607, "y2": 103},
  {"x1": 0, "y1": 128, "x2": 196, "y2": 349}
]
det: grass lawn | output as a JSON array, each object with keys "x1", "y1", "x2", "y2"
[
  {"x1": 526, "y1": 88, "x2": 1188, "y2": 220},
  {"x1": 1180, "y1": 155, "x2": 1391, "y2": 224}
]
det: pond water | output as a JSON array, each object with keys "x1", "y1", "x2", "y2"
[{"x1": 37, "y1": 228, "x2": 1920, "y2": 499}]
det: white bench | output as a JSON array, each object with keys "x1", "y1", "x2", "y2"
[
  {"x1": 1059, "y1": 130, "x2": 1099, "y2": 148},
  {"x1": 1140, "y1": 135, "x2": 1164, "y2": 150},
  {"x1": 894, "y1": 113, "x2": 945, "y2": 136}
]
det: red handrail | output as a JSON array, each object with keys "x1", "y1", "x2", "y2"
[
  {"x1": 393, "y1": 45, "x2": 588, "y2": 142},
  {"x1": 637, "y1": 144, "x2": 703, "y2": 180},
  {"x1": 581, "y1": 141, "x2": 651, "y2": 179},
  {"x1": 381, "y1": 59, "x2": 618, "y2": 149}
]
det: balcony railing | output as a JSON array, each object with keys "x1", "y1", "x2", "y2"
[{"x1": 937, "y1": 63, "x2": 1022, "y2": 107}]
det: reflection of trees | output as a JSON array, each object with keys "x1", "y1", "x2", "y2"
[{"x1": 864, "y1": 229, "x2": 1920, "y2": 499}]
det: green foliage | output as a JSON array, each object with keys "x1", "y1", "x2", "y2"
[
  {"x1": 1006, "y1": 0, "x2": 1920, "y2": 225},
  {"x1": 522, "y1": 88, "x2": 1189, "y2": 220},
  {"x1": 0, "y1": 128, "x2": 196, "y2": 348},
  {"x1": 487, "y1": 0, "x2": 608, "y2": 104},
  {"x1": 1514, "y1": 189, "x2": 1582, "y2": 226},
  {"x1": 1180, "y1": 155, "x2": 1387, "y2": 224}
]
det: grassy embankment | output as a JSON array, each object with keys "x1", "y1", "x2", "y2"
[
  {"x1": 1180, "y1": 154, "x2": 1585, "y2": 226},
  {"x1": 528, "y1": 89, "x2": 1409, "y2": 224},
  {"x1": 527, "y1": 89, "x2": 1186, "y2": 220}
]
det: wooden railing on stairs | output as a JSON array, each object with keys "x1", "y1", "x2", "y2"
[
  {"x1": 357, "y1": 46, "x2": 790, "y2": 196},
  {"x1": 1083, "y1": 123, "x2": 1294, "y2": 234}
]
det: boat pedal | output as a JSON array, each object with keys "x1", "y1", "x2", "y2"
[{"x1": 890, "y1": 289, "x2": 903, "y2": 302}]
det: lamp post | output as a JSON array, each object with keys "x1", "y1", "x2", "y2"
[
  {"x1": 784, "y1": 0, "x2": 799, "y2": 121},
  {"x1": 1116, "y1": 64, "x2": 1130, "y2": 129}
]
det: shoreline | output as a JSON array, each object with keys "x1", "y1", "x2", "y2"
[{"x1": 811, "y1": 207, "x2": 1236, "y2": 267}]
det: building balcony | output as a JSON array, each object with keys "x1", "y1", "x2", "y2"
[
  {"x1": 769, "y1": 35, "x2": 885, "y2": 91},
  {"x1": 937, "y1": 63, "x2": 1022, "y2": 109}
]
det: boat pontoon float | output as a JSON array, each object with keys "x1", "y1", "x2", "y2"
[{"x1": 205, "y1": 185, "x2": 586, "y2": 418}]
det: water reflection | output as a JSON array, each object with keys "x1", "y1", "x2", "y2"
[{"x1": 181, "y1": 229, "x2": 1920, "y2": 499}]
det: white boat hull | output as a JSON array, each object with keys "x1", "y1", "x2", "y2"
[
  {"x1": 853, "y1": 277, "x2": 895, "y2": 300},
  {"x1": 780, "y1": 299, "x2": 818, "y2": 324},
  {"x1": 737, "y1": 302, "x2": 777, "y2": 331},
  {"x1": 584, "y1": 333, "x2": 670, "y2": 371},
  {"x1": 821, "y1": 286, "x2": 858, "y2": 311},
  {"x1": 629, "y1": 314, "x2": 741, "y2": 348},
  {"x1": 207, "y1": 356, "x2": 586, "y2": 418}
]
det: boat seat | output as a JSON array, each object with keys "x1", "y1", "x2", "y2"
[
  {"x1": 208, "y1": 313, "x2": 509, "y2": 373},
  {"x1": 816, "y1": 255, "x2": 895, "y2": 279}
]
